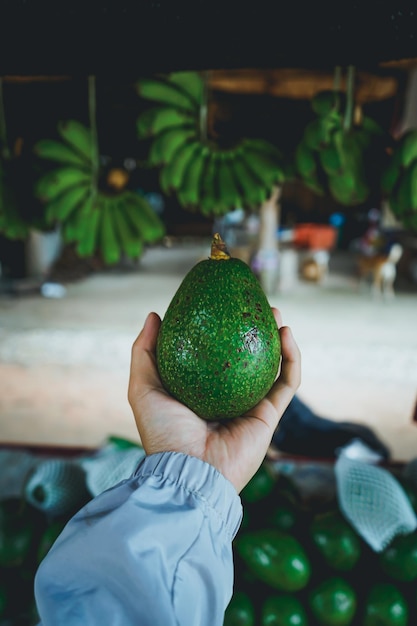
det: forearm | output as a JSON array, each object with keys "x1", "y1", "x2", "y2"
[{"x1": 35, "y1": 451, "x2": 243, "y2": 626}]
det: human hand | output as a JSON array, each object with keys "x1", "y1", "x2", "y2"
[{"x1": 128, "y1": 308, "x2": 301, "y2": 493}]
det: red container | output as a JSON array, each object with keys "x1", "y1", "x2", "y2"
[{"x1": 294, "y1": 223, "x2": 337, "y2": 250}]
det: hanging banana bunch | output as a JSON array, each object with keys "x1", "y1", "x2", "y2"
[
  {"x1": 295, "y1": 66, "x2": 387, "y2": 207},
  {"x1": 34, "y1": 78, "x2": 165, "y2": 266},
  {"x1": 136, "y1": 71, "x2": 286, "y2": 216},
  {"x1": 380, "y1": 130, "x2": 417, "y2": 232},
  {"x1": 0, "y1": 78, "x2": 30, "y2": 240}
]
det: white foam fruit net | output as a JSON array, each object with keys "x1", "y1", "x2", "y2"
[
  {"x1": 335, "y1": 452, "x2": 417, "y2": 552},
  {"x1": 24, "y1": 459, "x2": 89, "y2": 517},
  {"x1": 80, "y1": 446, "x2": 145, "y2": 497}
]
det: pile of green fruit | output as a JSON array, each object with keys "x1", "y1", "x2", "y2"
[
  {"x1": 0, "y1": 495, "x2": 73, "y2": 625},
  {"x1": 224, "y1": 460, "x2": 417, "y2": 626}
]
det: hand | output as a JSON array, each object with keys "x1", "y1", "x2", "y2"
[{"x1": 128, "y1": 308, "x2": 301, "y2": 493}]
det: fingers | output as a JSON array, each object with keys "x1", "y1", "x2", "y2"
[
  {"x1": 136, "y1": 312, "x2": 161, "y2": 352},
  {"x1": 128, "y1": 312, "x2": 162, "y2": 406},
  {"x1": 266, "y1": 325, "x2": 301, "y2": 417},
  {"x1": 271, "y1": 306, "x2": 283, "y2": 329}
]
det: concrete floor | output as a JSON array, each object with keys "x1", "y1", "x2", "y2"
[{"x1": 1, "y1": 238, "x2": 417, "y2": 462}]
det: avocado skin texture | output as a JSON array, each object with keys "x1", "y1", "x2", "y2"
[{"x1": 156, "y1": 256, "x2": 281, "y2": 421}]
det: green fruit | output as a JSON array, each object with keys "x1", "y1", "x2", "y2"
[
  {"x1": 0, "y1": 498, "x2": 35, "y2": 568},
  {"x1": 295, "y1": 141, "x2": 317, "y2": 177},
  {"x1": 223, "y1": 590, "x2": 255, "y2": 626},
  {"x1": 310, "y1": 510, "x2": 361, "y2": 571},
  {"x1": 266, "y1": 503, "x2": 297, "y2": 533},
  {"x1": 311, "y1": 90, "x2": 343, "y2": 117},
  {"x1": 309, "y1": 576, "x2": 357, "y2": 626},
  {"x1": 235, "y1": 529, "x2": 311, "y2": 592},
  {"x1": 156, "y1": 234, "x2": 281, "y2": 421},
  {"x1": 319, "y1": 142, "x2": 343, "y2": 175},
  {"x1": 136, "y1": 76, "x2": 199, "y2": 112},
  {"x1": 378, "y1": 531, "x2": 417, "y2": 582},
  {"x1": 363, "y1": 583, "x2": 408, "y2": 626},
  {"x1": 261, "y1": 593, "x2": 308, "y2": 626},
  {"x1": 241, "y1": 463, "x2": 275, "y2": 505},
  {"x1": 398, "y1": 129, "x2": 417, "y2": 168}
]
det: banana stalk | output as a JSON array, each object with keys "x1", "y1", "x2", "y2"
[
  {"x1": 343, "y1": 65, "x2": 355, "y2": 133},
  {"x1": 88, "y1": 75, "x2": 99, "y2": 195}
]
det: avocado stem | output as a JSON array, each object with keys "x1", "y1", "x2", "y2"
[{"x1": 210, "y1": 233, "x2": 231, "y2": 260}]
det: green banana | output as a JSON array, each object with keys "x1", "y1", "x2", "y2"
[
  {"x1": 406, "y1": 160, "x2": 417, "y2": 210},
  {"x1": 398, "y1": 129, "x2": 417, "y2": 168},
  {"x1": 167, "y1": 71, "x2": 204, "y2": 106},
  {"x1": 75, "y1": 197, "x2": 101, "y2": 257},
  {"x1": 159, "y1": 140, "x2": 202, "y2": 193},
  {"x1": 328, "y1": 172, "x2": 355, "y2": 205},
  {"x1": 319, "y1": 141, "x2": 342, "y2": 175},
  {"x1": 34, "y1": 139, "x2": 92, "y2": 169},
  {"x1": 229, "y1": 153, "x2": 269, "y2": 207},
  {"x1": 177, "y1": 144, "x2": 209, "y2": 207},
  {"x1": 199, "y1": 152, "x2": 220, "y2": 215},
  {"x1": 239, "y1": 145, "x2": 284, "y2": 188},
  {"x1": 137, "y1": 106, "x2": 195, "y2": 139},
  {"x1": 380, "y1": 146, "x2": 403, "y2": 195},
  {"x1": 304, "y1": 115, "x2": 340, "y2": 150},
  {"x1": 98, "y1": 197, "x2": 122, "y2": 265},
  {"x1": 333, "y1": 129, "x2": 365, "y2": 175},
  {"x1": 159, "y1": 151, "x2": 184, "y2": 196},
  {"x1": 44, "y1": 183, "x2": 91, "y2": 223},
  {"x1": 35, "y1": 167, "x2": 92, "y2": 203},
  {"x1": 391, "y1": 159, "x2": 417, "y2": 218},
  {"x1": 61, "y1": 193, "x2": 95, "y2": 242},
  {"x1": 123, "y1": 192, "x2": 165, "y2": 242},
  {"x1": 328, "y1": 169, "x2": 369, "y2": 206},
  {"x1": 241, "y1": 138, "x2": 284, "y2": 162},
  {"x1": 295, "y1": 141, "x2": 317, "y2": 178},
  {"x1": 136, "y1": 77, "x2": 199, "y2": 113},
  {"x1": 311, "y1": 90, "x2": 344, "y2": 117},
  {"x1": 148, "y1": 127, "x2": 196, "y2": 166},
  {"x1": 111, "y1": 197, "x2": 144, "y2": 259},
  {"x1": 57, "y1": 120, "x2": 95, "y2": 164},
  {"x1": 214, "y1": 152, "x2": 242, "y2": 211}
]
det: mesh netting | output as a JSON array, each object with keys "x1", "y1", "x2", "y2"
[
  {"x1": 335, "y1": 453, "x2": 417, "y2": 552},
  {"x1": 24, "y1": 459, "x2": 89, "y2": 517},
  {"x1": 80, "y1": 447, "x2": 145, "y2": 497}
]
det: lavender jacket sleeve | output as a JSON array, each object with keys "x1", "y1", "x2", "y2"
[{"x1": 34, "y1": 451, "x2": 243, "y2": 626}]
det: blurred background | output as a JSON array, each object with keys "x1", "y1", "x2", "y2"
[{"x1": 0, "y1": 4, "x2": 417, "y2": 464}]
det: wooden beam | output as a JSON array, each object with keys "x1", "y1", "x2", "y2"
[{"x1": 209, "y1": 68, "x2": 399, "y2": 103}]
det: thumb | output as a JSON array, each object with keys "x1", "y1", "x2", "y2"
[{"x1": 128, "y1": 312, "x2": 162, "y2": 403}]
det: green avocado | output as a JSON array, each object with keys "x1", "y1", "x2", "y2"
[
  {"x1": 235, "y1": 528, "x2": 311, "y2": 592},
  {"x1": 156, "y1": 234, "x2": 281, "y2": 421}
]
